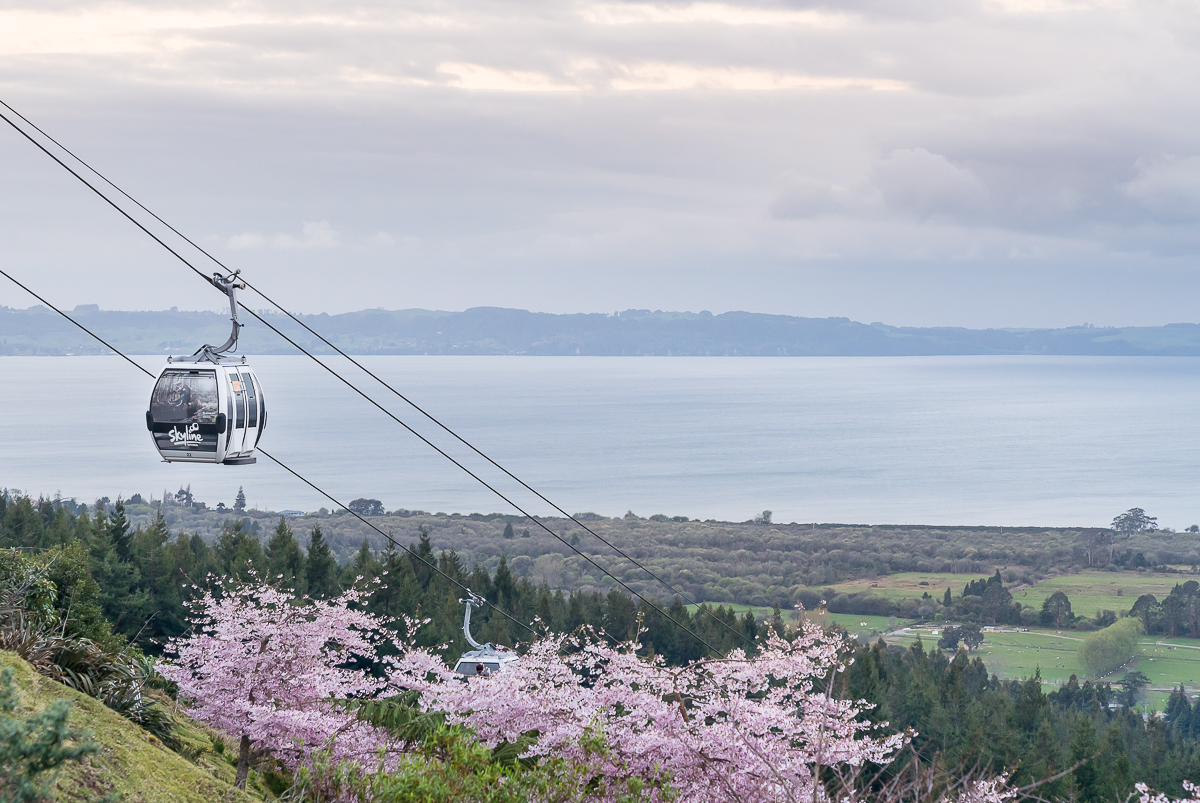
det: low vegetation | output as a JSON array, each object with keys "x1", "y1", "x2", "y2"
[
  {"x1": 78, "y1": 491, "x2": 1200, "y2": 613},
  {"x1": 1080, "y1": 619, "x2": 1143, "y2": 678}
]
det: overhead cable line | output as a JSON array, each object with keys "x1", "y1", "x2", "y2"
[
  {"x1": 0, "y1": 106, "x2": 731, "y2": 658},
  {"x1": 0, "y1": 266, "x2": 539, "y2": 639},
  {"x1": 0, "y1": 99, "x2": 757, "y2": 653}
]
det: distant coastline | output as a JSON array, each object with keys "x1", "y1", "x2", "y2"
[{"x1": 3, "y1": 304, "x2": 1200, "y2": 356}]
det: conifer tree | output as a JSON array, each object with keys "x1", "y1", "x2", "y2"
[
  {"x1": 265, "y1": 517, "x2": 306, "y2": 592},
  {"x1": 216, "y1": 520, "x2": 264, "y2": 580},
  {"x1": 234, "y1": 486, "x2": 247, "y2": 511},
  {"x1": 1070, "y1": 716, "x2": 1101, "y2": 803},
  {"x1": 305, "y1": 525, "x2": 339, "y2": 599},
  {"x1": 344, "y1": 538, "x2": 382, "y2": 586},
  {"x1": 107, "y1": 498, "x2": 132, "y2": 560}
]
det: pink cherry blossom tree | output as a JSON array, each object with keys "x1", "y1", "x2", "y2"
[
  {"x1": 1137, "y1": 782, "x2": 1200, "y2": 803},
  {"x1": 160, "y1": 578, "x2": 391, "y2": 788},
  {"x1": 388, "y1": 620, "x2": 910, "y2": 803}
]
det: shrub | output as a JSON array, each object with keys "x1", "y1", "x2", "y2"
[
  {"x1": 347, "y1": 498, "x2": 384, "y2": 517},
  {"x1": 0, "y1": 666, "x2": 99, "y2": 803},
  {"x1": 1079, "y1": 618, "x2": 1142, "y2": 678}
]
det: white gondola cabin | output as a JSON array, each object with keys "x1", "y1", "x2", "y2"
[
  {"x1": 146, "y1": 360, "x2": 264, "y2": 464},
  {"x1": 453, "y1": 592, "x2": 519, "y2": 676},
  {"x1": 145, "y1": 270, "x2": 265, "y2": 465}
]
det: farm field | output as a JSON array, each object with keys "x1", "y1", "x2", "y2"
[
  {"x1": 712, "y1": 569, "x2": 1200, "y2": 709},
  {"x1": 1015, "y1": 571, "x2": 1192, "y2": 617},
  {"x1": 798, "y1": 572, "x2": 994, "y2": 603},
  {"x1": 809, "y1": 569, "x2": 1193, "y2": 618},
  {"x1": 885, "y1": 627, "x2": 1200, "y2": 710},
  {"x1": 685, "y1": 603, "x2": 900, "y2": 638}
]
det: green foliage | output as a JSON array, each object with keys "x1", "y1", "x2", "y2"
[
  {"x1": 1079, "y1": 618, "x2": 1142, "y2": 678},
  {"x1": 1041, "y1": 591, "x2": 1075, "y2": 628},
  {"x1": 286, "y1": 724, "x2": 670, "y2": 803},
  {"x1": 304, "y1": 525, "x2": 339, "y2": 599},
  {"x1": 845, "y1": 638, "x2": 1200, "y2": 800},
  {"x1": 0, "y1": 550, "x2": 175, "y2": 747},
  {"x1": 339, "y1": 691, "x2": 446, "y2": 747},
  {"x1": 0, "y1": 666, "x2": 98, "y2": 803},
  {"x1": 1113, "y1": 508, "x2": 1158, "y2": 534},
  {"x1": 266, "y1": 517, "x2": 306, "y2": 593},
  {"x1": 1, "y1": 651, "x2": 258, "y2": 802},
  {"x1": 0, "y1": 551, "x2": 56, "y2": 627},
  {"x1": 1118, "y1": 671, "x2": 1150, "y2": 707},
  {"x1": 1126, "y1": 580, "x2": 1200, "y2": 638},
  {"x1": 936, "y1": 624, "x2": 981, "y2": 651}
]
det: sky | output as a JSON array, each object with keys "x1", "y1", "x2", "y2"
[{"x1": 2, "y1": 0, "x2": 1200, "y2": 327}]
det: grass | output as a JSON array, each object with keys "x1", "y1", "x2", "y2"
[
  {"x1": 706, "y1": 570, "x2": 1200, "y2": 711},
  {"x1": 685, "y1": 604, "x2": 904, "y2": 638},
  {"x1": 880, "y1": 627, "x2": 1200, "y2": 711},
  {"x1": 795, "y1": 570, "x2": 1196, "y2": 617},
  {"x1": 0, "y1": 650, "x2": 268, "y2": 802},
  {"x1": 797, "y1": 572, "x2": 994, "y2": 603},
  {"x1": 1015, "y1": 571, "x2": 1191, "y2": 618}
]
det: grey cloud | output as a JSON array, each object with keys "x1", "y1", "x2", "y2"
[
  {"x1": 2, "y1": 0, "x2": 1200, "y2": 327},
  {"x1": 872, "y1": 148, "x2": 988, "y2": 219},
  {"x1": 769, "y1": 178, "x2": 870, "y2": 219},
  {"x1": 1122, "y1": 156, "x2": 1200, "y2": 222},
  {"x1": 228, "y1": 220, "x2": 341, "y2": 250}
]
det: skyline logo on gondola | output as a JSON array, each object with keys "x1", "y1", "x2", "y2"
[{"x1": 168, "y1": 423, "x2": 203, "y2": 446}]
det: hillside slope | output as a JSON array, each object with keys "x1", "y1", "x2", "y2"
[{"x1": 1, "y1": 651, "x2": 259, "y2": 802}]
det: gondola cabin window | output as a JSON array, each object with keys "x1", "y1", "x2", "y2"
[
  {"x1": 151, "y1": 370, "x2": 218, "y2": 424},
  {"x1": 149, "y1": 369, "x2": 220, "y2": 454},
  {"x1": 241, "y1": 370, "x2": 258, "y2": 428}
]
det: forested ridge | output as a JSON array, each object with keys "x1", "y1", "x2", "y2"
[
  {"x1": 85, "y1": 490, "x2": 1200, "y2": 613},
  {"x1": 5, "y1": 304, "x2": 1200, "y2": 355},
  {"x1": 0, "y1": 491, "x2": 758, "y2": 666}
]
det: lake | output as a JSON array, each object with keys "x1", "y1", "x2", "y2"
[{"x1": 1, "y1": 355, "x2": 1196, "y2": 527}]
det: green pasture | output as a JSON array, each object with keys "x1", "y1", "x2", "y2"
[
  {"x1": 685, "y1": 604, "x2": 902, "y2": 636},
  {"x1": 687, "y1": 602, "x2": 776, "y2": 620},
  {"x1": 828, "y1": 613, "x2": 900, "y2": 635},
  {"x1": 883, "y1": 626, "x2": 1200, "y2": 710},
  {"x1": 799, "y1": 572, "x2": 994, "y2": 603},
  {"x1": 794, "y1": 569, "x2": 1195, "y2": 619},
  {"x1": 1015, "y1": 571, "x2": 1191, "y2": 618}
]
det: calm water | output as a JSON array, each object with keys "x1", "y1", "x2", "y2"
[{"x1": 1, "y1": 355, "x2": 1196, "y2": 527}]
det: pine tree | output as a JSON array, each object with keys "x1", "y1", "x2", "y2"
[
  {"x1": 234, "y1": 486, "x2": 247, "y2": 511},
  {"x1": 493, "y1": 555, "x2": 515, "y2": 607},
  {"x1": 266, "y1": 517, "x2": 306, "y2": 592},
  {"x1": 305, "y1": 525, "x2": 339, "y2": 599},
  {"x1": 408, "y1": 527, "x2": 435, "y2": 590},
  {"x1": 1069, "y1": 716, "x2": 1101, "y2": 803},
  {"x1": 1097, "y1": 723, "x2": 1133, "y2": 801},
  {"x1": 216, "y1": 520, "x2": 264, "y2": 579},
  {"x1": 943, "y1": 587, "x2": 952, "y2": 607},
  {"x1": 108, "y1": 498, "x2": 132, "y2": 560},
  {"x1": 0, "y1": 667, "x2": 99, "y2": 798},
  {"x1": 369, "y1": 542, "x2": 420, "y2": 619},
  {"x1": 345, "y1": 538, "x2": 382, "y2": 586},
  {"x1": 502, "y1": 522, "x2": 515, "y2": 539}
]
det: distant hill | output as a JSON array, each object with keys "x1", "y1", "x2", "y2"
[{"x1": 3, "y1": 304, "x2": 1200, "y2": 356}]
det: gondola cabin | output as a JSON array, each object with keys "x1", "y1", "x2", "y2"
[
  {"x1": 146, "y1": 359, "x2": 265, "y2": 464},
  {"x1": 452, "y1": 591, "x2": 519, "y2": 676},
  {"x1": 453, "y1": 647, "x2": 519, "y2": 677}
]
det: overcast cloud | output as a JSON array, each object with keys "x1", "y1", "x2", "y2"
[{"x1": 1, "y1": 0, "x2": 1199, "y2": 326}]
